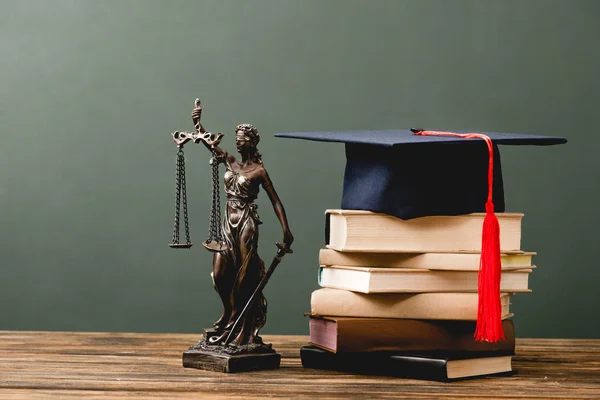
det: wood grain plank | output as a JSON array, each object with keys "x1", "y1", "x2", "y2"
[{"x1": 0, "y1": 332, "x2": 598, "y2": 399}]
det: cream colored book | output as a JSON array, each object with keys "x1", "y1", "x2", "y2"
[
  {"x1": 318, "y1": 265, "x2": 532, "y2": 294},
  {"x1": 311, "y1": 288, "x2": 513, "y2": 320},
  {"x1": 326, "y1": 209, "x2": 523, "y2": 253},
  {"x1": 319, "y1": 248, "x2": 535, "y2": 271}
]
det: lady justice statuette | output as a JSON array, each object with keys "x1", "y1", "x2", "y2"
[{"x1": 169, "y1": 99, "x2": 294, "y2": 373}]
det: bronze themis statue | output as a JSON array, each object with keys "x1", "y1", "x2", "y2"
[{"x1": 169, "y1": 99, "x2": 293, "y2": 372}]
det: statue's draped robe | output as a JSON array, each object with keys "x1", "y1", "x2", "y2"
[{"x1": 221, "y1": 159, "x2": 267, "y2": 342}]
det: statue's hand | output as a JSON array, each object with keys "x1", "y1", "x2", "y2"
[
  {"x1": 275, "y1": 241, "x2": 293, "y2": 256},
  {"x1": 276, "y1": 229, "x2": 294, "y2": 255},
  {"x1": 283, "y1": 230, "x2": 294, "y2": 249}
]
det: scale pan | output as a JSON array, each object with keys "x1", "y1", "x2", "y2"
[
  {"x1": 203, "y1": 240, "x2": 227, "y2": 252},
  {"x1": 169, "y1": 243, "x2": 193, "y2": 249}
]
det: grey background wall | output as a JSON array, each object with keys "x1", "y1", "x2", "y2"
[{"x1": 1, "y1": 0, "x2": 598, "y2": 338}]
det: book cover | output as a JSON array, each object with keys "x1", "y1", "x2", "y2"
[
  {"x1": 318, "y1": 265, "x2": 532, "y2": 293},
  {"x1": 300, "y1": 345, "x2": 514, "y2": 382},
  {"x1": 325, "y1": 210, "x2": 523, "y2": 253},
  {"x1": 309, "y1": 317, "x2": 516, "y2": 354},
  {"x1": 311, "y1": 288, "x2": 512, "y2": 320},
  {"x1": 318, "y1": 248, "x2": 535, "y2": 271}
]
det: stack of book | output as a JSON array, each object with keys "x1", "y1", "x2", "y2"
[{"x1": 301, "y1": 209, "x2": 534, "y2": 381}]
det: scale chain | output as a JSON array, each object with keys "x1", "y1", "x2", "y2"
[
  {"x1": 208, "y1": 149, "x2": 222, "y2": 244},
  {"x1": 180, "y1": 149, "x2": 191, "y2": 245},
  {"x1": 171, "y1": 148, "x2": 191, "y2": 246},
  {"x1": 171, "y1": 149, "x2": 183, "y2": 245},
  {"x1": 213, "y1": 153, "x2": 222, "y2": 241}
]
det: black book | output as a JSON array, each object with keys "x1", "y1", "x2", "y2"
[{"x1": 300, "y1": 346, "x2": 514, "y2": 382}]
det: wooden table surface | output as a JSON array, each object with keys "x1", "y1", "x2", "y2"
[{"x1": 0, "y1": 332, "x2": 598, "y2": 399}]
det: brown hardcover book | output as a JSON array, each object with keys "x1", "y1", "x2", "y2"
[
  {"x1": 326, "y1": 209, "x2": 523, "y2": 253},
  {"x1": 309, "y1": 317, "x2": 515, "y2": 354},
  {"x1": 311, "y1": 288, "x2": 512, "y2": 320}
]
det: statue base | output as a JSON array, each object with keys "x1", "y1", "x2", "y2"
[
  {"x1": 182, "y1": 328, "x2": 281, "y2": 373},
  {"x1": 183, "y1": 350, "x2": 281, "y2": 373}
]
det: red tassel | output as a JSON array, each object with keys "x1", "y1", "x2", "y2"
[
  {"x1": 414, "y1": 130, "x2": 504, "y2": 342},
  {"x1": 475, "y1": 201, "x2": 505, "y2": 342}
]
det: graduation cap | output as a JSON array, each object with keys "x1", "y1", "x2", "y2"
[{"x1": 275, "y1": 128, "x2": 567, "y2": 342}]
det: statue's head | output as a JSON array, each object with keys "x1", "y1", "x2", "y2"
[
  {"x1": 235, "y1": 123, "x2": 262, "y2": 163},
  {"x1": 235, "y1": 123, "x2": 260, "y2": 148}
]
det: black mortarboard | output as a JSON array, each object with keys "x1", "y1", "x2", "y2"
[
  {"x1": 274, "y1": 129, "x2": 566, "y2": 220},
  {"x1": 275, "y1": 128, "x2": 566, "y2": 343}
]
